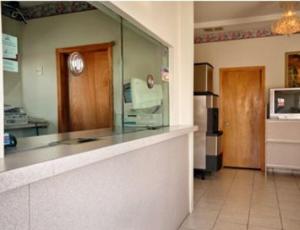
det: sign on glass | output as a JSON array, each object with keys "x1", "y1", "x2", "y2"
[{"x1": 3, "y1": 33, "x2": 18, "y2": 59}]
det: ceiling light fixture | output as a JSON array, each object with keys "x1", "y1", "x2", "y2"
[
  {"x1": 67, "y1": 52, "x2": 85, "y2": 76},
  {"x1": 272, "y1": 2, "x2": 300, "y2": 35}
]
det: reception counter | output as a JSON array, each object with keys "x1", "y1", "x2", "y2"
[{"x1": 0, "y1": 126, "x2": 196, "y2": 230}]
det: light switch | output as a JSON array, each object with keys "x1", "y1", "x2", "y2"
[{"x1": 35, "y1": 65, "x2": 43, "y2": 76}]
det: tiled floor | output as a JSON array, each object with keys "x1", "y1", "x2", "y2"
[{"x1": 180, "y1": 168, "x2": 300, "y2": 230}]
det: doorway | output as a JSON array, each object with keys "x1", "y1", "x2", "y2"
[
  {"x1": 56, "y1": 43, "x2": 114, "y2": 133},
  {"x1": 220, "y1": 66, "x2": 265, "y2": 170}
]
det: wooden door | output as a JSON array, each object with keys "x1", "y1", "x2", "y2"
[
  {"x1": 220, "y1": 67, "x2": 265, "y2": 170},
  {"x1": 56, "y1": 43, "x2": 114, "y2": 132}
]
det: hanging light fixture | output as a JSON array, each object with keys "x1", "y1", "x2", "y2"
[{"x1": 272, "y1": 2, "x2": 300, "y2": 35}]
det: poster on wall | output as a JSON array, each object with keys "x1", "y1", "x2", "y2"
[
  {"x1": 2, "y1": 33, "x2": 18, "y2": 59},
  {"x1": 286, "y1": 51, "x2": 300, "y2": 87},
  {"x1": 3, "y1": 59, "x2": 18, "y2": 72}
]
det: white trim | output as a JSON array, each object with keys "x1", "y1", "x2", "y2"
[
  {"x1": 266, "y1": 164, "x2": 300, "y2": 170},
  {"x1": 188, "y1": 132, "x2": 194, "y2": 213},
  {"x1": 266, "y1": 139, "x2": 300, "y2": 144}
]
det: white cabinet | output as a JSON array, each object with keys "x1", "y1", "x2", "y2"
[{"x1": 266, "y1": 120, "x2": 300, "y2": 171}]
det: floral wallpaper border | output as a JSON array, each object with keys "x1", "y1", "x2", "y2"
[
  {"x1": 2, "y1": 2, "x2": 96, "y2": 21},
  {"x1": 23, "y1": 2, "x2": 96, "y2": 20},
  {"x1": 194, "y1": 27, "x2": 280, "y2": 44}
]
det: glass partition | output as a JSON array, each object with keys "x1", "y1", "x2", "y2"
[
  {"x1": 122, "y1": 20, "x2": 169, "y2": 128},
  {"x1": 2, "y1": 1, "x2": 122, "y2": 139},
  {"x1": 2, "y1": 1, "x2": 169, "y2": 148}
]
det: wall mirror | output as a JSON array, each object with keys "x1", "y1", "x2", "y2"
[
  {"x1": 2, "y1": 1, "x2": 169, "y2": 146},
  {"x1": 285, "y1": 51, "x2": 300, "y2": 87}
]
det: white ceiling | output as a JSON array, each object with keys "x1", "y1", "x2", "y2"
[
  {"x1": 194, "y1": 2, "x2": 300, "y2": 34},
  {"x1": 194, "y1": 2, "x2": 286, "y2": 23}
]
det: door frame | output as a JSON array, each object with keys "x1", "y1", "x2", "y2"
[
  {"x1": 56, "y1": 42, "x2": 114, "y2": 132},
  {"x1": 219, "y1": 66, "x2": 265, "y2": 171}
]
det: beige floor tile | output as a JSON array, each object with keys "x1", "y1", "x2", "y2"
[
  {"x1": 278, "y1": 200, "x2": 300, "y2": 211},
  {"x1": 194, "y1": 186, "x2": 207, "y2": 195},
  {"x1": 228, "y1": 198, "x2": 252, "y2": 204},
  {"x1": 213, "y1": 220, "x2": 247, "y2": 230},
  {"x1": 194, "y1": 188, "x2": 206, "y2": 206},
  {"x1": 222, "y1": 204, "x2": 250, "y2": 213},
  {"x1": 192, "y1": 208, "x2": 219, "y2": 217},
  {"x1": 200, "y1": 196, "x2": 225, "y2": 204},
  {"x1": 195, "y1": 199, "x2": 223, "y2": 212},
  {"x1": 251, "y1": 198, "x2": 278, "y2": 208},
  {"x1": 194, "y1": 197, "x2": 201, "y2": 207},
  {"x1": 282, "y1": 218, "x2": 300, "y2": 230},
  {"x1": 249, "y1": 215, "x2": 282, "y2": 229},
  {"x1": 278, "y1": 194, "x2": 300, "y2": 203},
  {"x1": 182, "y1": 211, "x2": 218, "y2": 230},
  {"x1": 253, "y1": 186, "x2": 276, "y2": 193},
  {"x1": 281, "y1": 208, "x2": 300, "y2": 221},
  {"x1": 189, "y1": 169, "x2": 300, "y2": 230},
  {"x1": 248, "y1": 226, "x2": 280, "y2": 230},
  {"x1": 226, "y1": 192, "x2": 252, "y2": 200},
  {"x1": 277, "y1": 186, "x2": 300, "y2": 194},
  {"x1": 194, "y1": 180, "x2": 208, "y2": 190},
  {"x1": 274, "y1": 173, "x2": 294, "y2": 181},
  {"x1": 201, "y1": 193, "x2": 227, "y2": 201},
  {"x1": 276, "y1": 183, "x2": 298, "y2": 190},
  {"x1": 178, "y1": 226, "x2": 195, "y2": 230},
  {"x1": 252, "y1": 190, "x2": 277, "y2": 196},
  {"x1": 218, "y1": 210, "x2": 249, "y2": 225},
  {"x1": 250, "y1": 205, "x2": 280, "y2": 218}
]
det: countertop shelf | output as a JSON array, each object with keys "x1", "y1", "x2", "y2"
[
  {"x1": 0, "y1": 125, "x2": 197, "y2": 194},
  {"x1": 5, "y1": 122, "x2": 48, "y2": 130}
]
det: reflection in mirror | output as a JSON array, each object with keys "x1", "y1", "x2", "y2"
[
  {"x1": 2, "y1": 1, "x2": 122, "y2": 139},
  {"x1": 122, "y1": 20, "x2": 169, "y2": 128},
  {"x1": 2, "y1": 1, "x2": 169, "y2": 151}
]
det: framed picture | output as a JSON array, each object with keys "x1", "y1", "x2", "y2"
[{"x1": 285, "y1": 51, "x2": 300, "y2": 87}]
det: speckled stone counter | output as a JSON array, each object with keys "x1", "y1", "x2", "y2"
[
  {"x1": 0, "y1": 126, "x2": 196, "y2": 193},
  {"x1": 0, "y1": 125, "x2": 196, "y2": 230}
]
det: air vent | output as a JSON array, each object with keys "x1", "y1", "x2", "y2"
[
  {"x1": 203, "y1": 28, "x2": 214, "y2": 32},
  {"x1": 203, "y1": 27, "x2": 224, "y2": 32},
  {"x1": 214, "y1": 27, "x2": 223, "y2": 31}
]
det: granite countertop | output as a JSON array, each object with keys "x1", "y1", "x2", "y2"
[{"x1": 0, "y1": 125, "x2": 197, "y2": 194}]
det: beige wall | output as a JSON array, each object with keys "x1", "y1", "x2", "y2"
[
  {"x1": 2, "y1": 16, "x2": 23, "y2": 107},
  {"x1": 194, "y1": 34, "x2": 300, "y2": 98},
  {"x1": 21, "y1": 10, "x2": 122, "y2": 133}
]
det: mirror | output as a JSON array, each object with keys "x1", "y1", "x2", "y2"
[
  {"x1": 285, "y1": 51, "x2": 300, "y2": 87},
  {"x1": 122, "y1": 19, "x2": 169, "y2": 128},
  {"x1": 2, "y1": 1, "x2": 169, "y2": 142}
]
